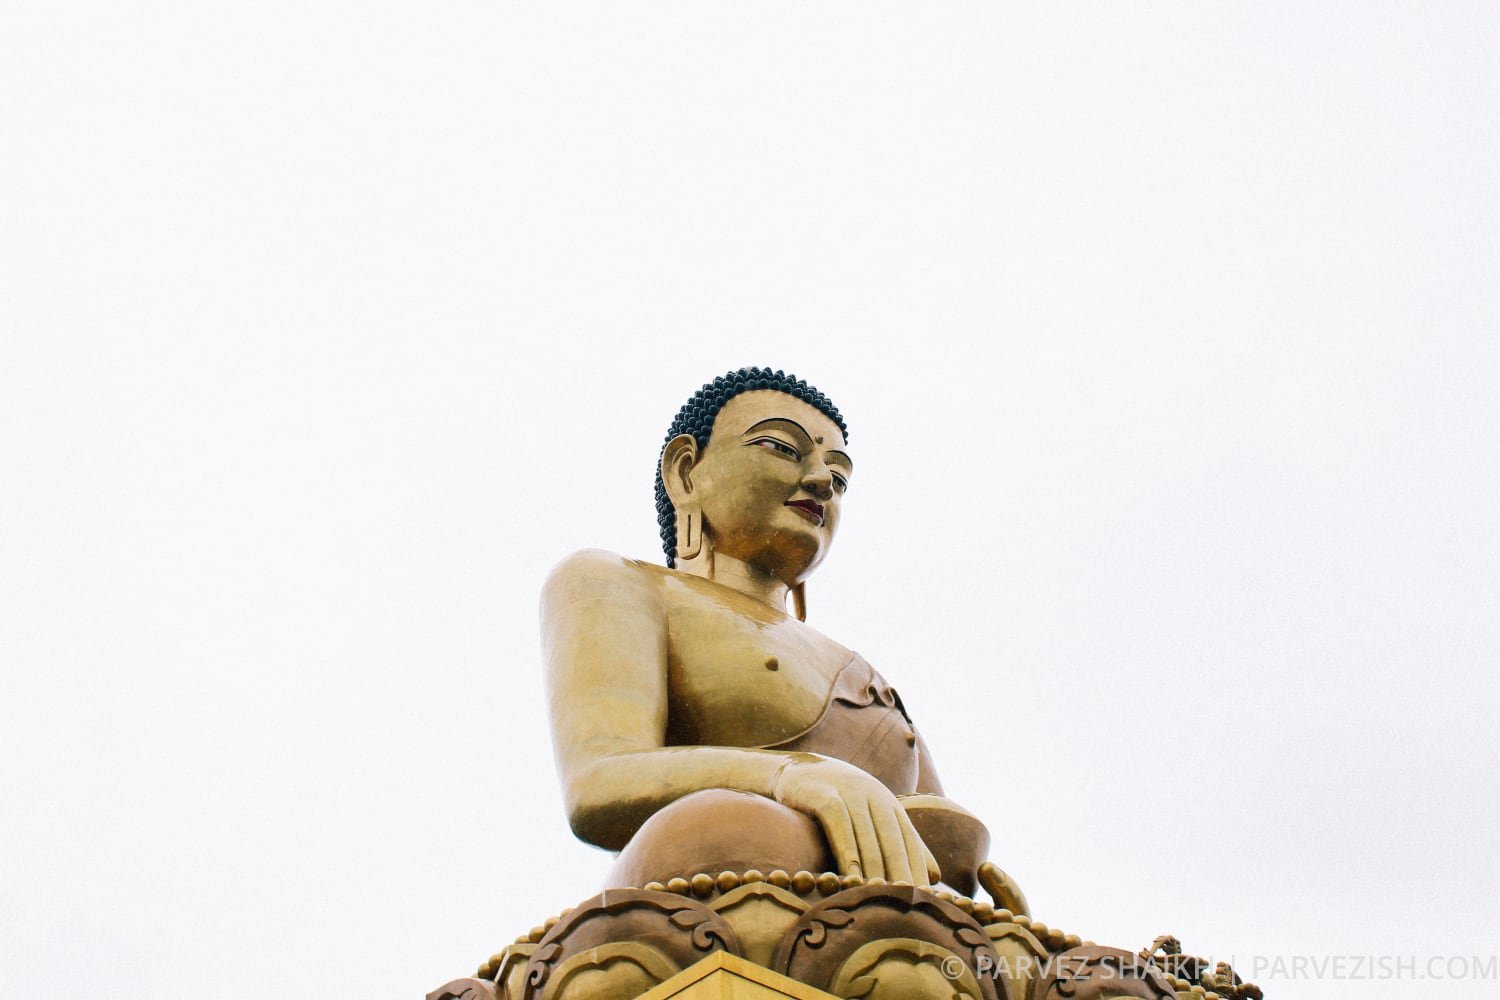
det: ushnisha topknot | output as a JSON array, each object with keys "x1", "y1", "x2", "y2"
[{"x1": 654, "y1": 366, "x2": 848, "y2": 567}]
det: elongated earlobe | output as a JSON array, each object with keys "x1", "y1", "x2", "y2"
[
  {"x1": 676, "y1": 506, "x2": 702, "y2": 561},
  {"x1": 791, "y1": 582, "x2": 806, "y2": 622}
]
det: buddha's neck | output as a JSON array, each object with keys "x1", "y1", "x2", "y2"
[{"x1": 677, "y1": 551, "x2": 790, "y2": 614}]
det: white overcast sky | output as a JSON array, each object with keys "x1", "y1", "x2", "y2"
[{"x1": 2, "y1": 4, "x2": 1497, "y2": 1000}]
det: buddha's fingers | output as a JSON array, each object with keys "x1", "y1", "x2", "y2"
[
  {"x1": 896, "y1": 812, "x2": 935, "y2": 888},
  {"x1": 977, "y1": 861, "x2": 1030, "y2": 917},
  {"x1": 818, "y1": 798, "x2": 862, "y2": 882},
  {"x1": 872, "y1": 804, "x2": 916, "y2": 885},
  {"x1": 771, "y1": 756, "x2": 913, "y2": 883},
  {"x1": 849, "y1": 800, "x2": 885, "y2": 881}
]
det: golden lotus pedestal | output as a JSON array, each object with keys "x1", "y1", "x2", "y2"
[{"x1": 428, "y1": 872, "x2": 1257, "y2": 1000}]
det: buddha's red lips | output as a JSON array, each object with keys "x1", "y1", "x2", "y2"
[{"x1": 785, "y1": 500, "x2": 825, "y2": 525}]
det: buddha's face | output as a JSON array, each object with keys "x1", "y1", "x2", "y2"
[{"x1": 687, "y1": 390, "x2": 853, "y2": 585}]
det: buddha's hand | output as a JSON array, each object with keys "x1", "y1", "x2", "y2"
[{"x1": 771, "y1": 756, "x2": 941, "y2": 886}]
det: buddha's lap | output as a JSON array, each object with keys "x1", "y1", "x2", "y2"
[{"x1": 606, "y1": 789, "x2": 833, "y2": 888}]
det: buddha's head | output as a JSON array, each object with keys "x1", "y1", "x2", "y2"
[{"x1": 656, "y1": 368, "x2": 852, "y2": 588}]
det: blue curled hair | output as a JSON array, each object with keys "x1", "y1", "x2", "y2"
[{"x1": 654, "y1": 366, "x2": 849, "y2": 567}]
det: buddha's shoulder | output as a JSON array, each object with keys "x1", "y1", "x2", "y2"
[{"x1": 542, "y1": 548, "x2": 671, "y2": 600}]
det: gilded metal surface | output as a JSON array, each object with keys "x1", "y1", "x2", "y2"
[
  {"x1": 457, "y1": 868, "x2": 1250, "y2": 1000},
  {"x1": 633, "y1": 952, "x2": 840, "y2": 1000},
  {"x1": 428, "y1": 376, "x2": 1263, "y2": 1000},
  {"x1": 542, "y1": 390, "x2": 987, "y2": 890},
  {"x1": 770, "y1": 883, "x2": 1004, "y2": 1000},
  {"x1": 1027, "y1": 946, "x2": 1177, "y2": 1000}
]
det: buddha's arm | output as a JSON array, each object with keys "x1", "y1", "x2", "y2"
[{"x1": 541, "y1": 549, "x2": 938, "y2": 885}]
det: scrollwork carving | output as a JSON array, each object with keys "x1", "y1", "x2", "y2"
[
  {"x1": 831, "y1": 938, "x2": 986, "y2": 1000},
  {"x1": 772, "y1": 883, "x2": 1006, "y2": 1000},
  {"x1": 1027, "y1": 946, "x2": 1176, "y2": 1000},
  {"x1": 427, "y1": 978, "x2": 498, "y2": 1000},
  {"x1": 520, "y1": 888, "x2": 739, "y2": 1000}
]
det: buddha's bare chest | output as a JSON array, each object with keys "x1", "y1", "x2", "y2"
[{"x1": 662, "y1": 588, "x2": 851, "y2": 748}]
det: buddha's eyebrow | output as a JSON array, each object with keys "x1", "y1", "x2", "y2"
[
  {"x1": 825, "y1": 450, "x2": 854, "y2": 471},
  {"x1": 742, "y1": 417, "x2": 813, "y2": 444}
]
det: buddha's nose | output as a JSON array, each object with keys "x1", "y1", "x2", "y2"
[{"x1": 801, "y1": 470, "x2": 834, "y2": 501}]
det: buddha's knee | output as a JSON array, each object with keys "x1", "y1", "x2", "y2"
[{"x1": 607, "y1": 789, "x2": 833, "y2": 888}]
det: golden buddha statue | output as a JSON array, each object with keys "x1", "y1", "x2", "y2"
[
  {"x1": 431, "y1": 367, "x2": 1256, "y2": 1000},
  {"x1": 542, "y1": 367, "x2": 996, "y2": 897}
]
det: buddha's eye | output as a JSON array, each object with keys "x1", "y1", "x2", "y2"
[
  {"x1": 831, "y1": 472, "x2": 849, "y2": 494},
  {"x1": 749, "y1": 437, "x2": 802, "y2": 460}
]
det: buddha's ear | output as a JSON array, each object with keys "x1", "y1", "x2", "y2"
[{"x1": 661, "y1": 433, "x2": 700, "y2": 506}]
